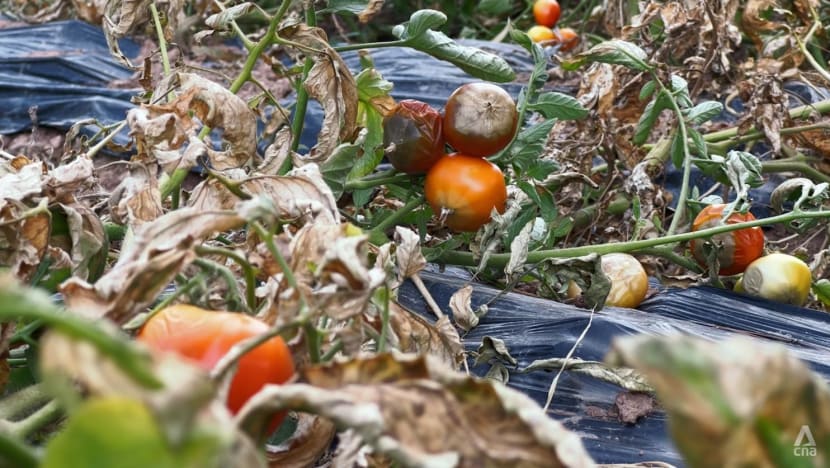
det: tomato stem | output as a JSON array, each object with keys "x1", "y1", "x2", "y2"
[
  {"x1": 424, "y1": 209, "x2": 830, "y2": 268},
  {"x1": 192, "y1": 258, "x2": 252, "y2": 315},
  {"x1": 371, "y1": 195, "x2": 425, "y2": 234},
  {"x1": 8, "y1": 400, "x2": 62, "y2": 439},
  {"x1": 195, "y1": 245, "x2": 259, "y2": 311},
  {"x1": 0, "y1": 384, "x2": 49, "y2": 420},
  {"x1": 286, "y1": 1, "x2": 319, "y2": 166}
]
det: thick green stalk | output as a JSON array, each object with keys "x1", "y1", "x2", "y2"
[
  {"x1": 371, "y1": 195, "x2": 425, "y2": 234},
  {"x1": 195, "y1": 245, "x2": 258, "y2": 311},
  {"x1": 425, "y1": 209, "x2": 830, "y2": 267},
  {"x1": 287, "y1": 2, "x2": 319, "y2": 162}
]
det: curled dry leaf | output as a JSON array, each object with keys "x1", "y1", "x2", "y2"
[
  {"x1": 44, "y1": 156, "x2": 96, "y2": 202},
  {"x1": 448, "y1": 285, "x2": 478, "y2": 332},
  {"x1": 387, "y1": 301, "x2": 462, "y2": 368},
  {"x1": 264, "y1": 413, "x2": 337, "y2": 468},
  {"x1": 60, "y1": 207, "x2": 245, "y2": 324},
  {"x1": 189, "y1": 164, "x2": 339, "y2": 225},
  {"x1": 521, "y1": 357, "x2": 653, "y2": 393},
  {"x1": 280, "y1": 24, "x2": 358, "y2": 163},
  {"x1": 103, "y1": 0, "x2": 185, "y2": 69},
  {"x1": 236, "y1": 353, "x2": 594, "y2": 468},
  {"x1": 608, "y1": 335, "x2": 830, "y2": 468},
  {"x1": 0, "y1": 161, "x2": 49, "y2": 282},
  {"x1": 393, "y1": 226, "x2": 425, "y2": 280},
  {"x1": 736, "y1": 74, "x2": 787, "y2": 153},
  {"x1": 108, "y1": 165, "x2": 164, "y2": 227},
  {"x1": 356, "y1": 0, "x2": 384, "y2": 23},
  {"x1": 55, "y1": 203, "x2": 108, "y2": 282}
]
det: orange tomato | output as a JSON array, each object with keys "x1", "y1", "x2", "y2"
[
  {"x1": 690, "y1": 204, "x2": 765, "y2": 276},
  {"x1": 555, "y1": 27, "x2": 580, "y2": 52},
  {"x1": 424, "y1": 153, "x2": 507, "y2": 232},
  {"x1": 528, "y1": 25, "x2": 555, "y2": 43},
  {"x1": 533, "y1": 0, "x2": 561, "y2": 28},
  {"x1": 137, "y1": 305, "x2": 295, "y2": 431}
]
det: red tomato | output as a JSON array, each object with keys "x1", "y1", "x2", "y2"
[
  {"x1": 383, "y1": 100, "x2": 445, "y2": 174},
  {"x1": 533, "y1": 0, "x2": 561, "y2": 28},
  {"x1": 424, "y1": 153, "x2": 507, "y2": 232},
  {"x1": 690, "y1": 204, "x2": 765, "y2": 275},
  {"x1": 137, "y1": 305, "x2": 294, "y2": 431},
  {"x1": 527, "y1": 25, "x2": 555, "y2": 43},
  {"x1": 442, "y1": 83, "x2": 518, "y2": 158},
  {"x1": 555, "y1": 27, "x2": 580, "y2": 52}
]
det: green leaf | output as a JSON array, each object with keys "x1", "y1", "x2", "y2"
[
  {"x1": 562, "y1": 39, "x2": 651, "y2": 72},
  {"x1": 320, "y1": 140, "x2": 361, "y2": 199},
  {"x1": 670, "y1": 74, "x2": 692, "y2": 108},
  {"x1": 355, "y1": 68, "x2": 393, "y2": 101},
  {"x1": 639, "y1": 80, "x2": 656, "y2": 101},
  {"x1": 725, "y1": 150, "x2": 764, "y2": 193},
  {"x1": 528, "y1": 92, "x2": 589, "y2": 120},
  {"x1": 393, "y1": 11, "x2": 516, "y2": 82},
  {"x1": 508, "y1": 119, "x2": 557, "y2": 172},
  {"x1": 504, "y1": 203, "x2": 539, "y2": 248},
  {"x1": 509, "y1": 28, "x2": 533, "y2": 51},
  {"x1": 352, "y1": 188, "x2": 374, "y2": 207},
  {"x1": 43, "y1": 398, "x2": 225, "y2": 468},
  {"x1": 526, "y1": 158, "x2": 560, "y2": 181},
  {"x1": 669, "y1": 129, "x2": 686, "y2": 169},
  {"x1": 633, "y1": 90, "x2": 670, "y2": 145},
  {"x1": 687, "y1": 127, "x2": 707, "y2": 157},
  {"x1": 686, "y1": 101, "x2": 723, "y2": 125},
  {"x1": 352, "y1": 108, "x2": 385, "y2": 178},
  {"x1": 477, "y1": 0, "x2": 513, "y2": 15},
  {"x1": 392, "y1": 9, "x2": 448, "y2": 38}
]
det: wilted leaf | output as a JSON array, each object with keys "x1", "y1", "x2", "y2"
[
  {"x1": 388, "y1": 301, "x2": 462, "y2": 367},
  {"x1": 54, "y1": 203, "x2": 108, "y2": 282},
  {"x1": 521, "y1": 357, "x2": 652, "y2": 393},
  {"x1": 264, "y1": 414, "x2": 336, "y2": 468},
  {"x1": 60, "y1": 208, "x2": 245, "y2": 324},
  {"x1": 103, "y1": 0, "x2": 184, "y2": 69},
  {"x1": 237, "y1": 354, "x2": 594, "y2": 467},
  {"x1": 448, "y1": 285, "x2": 478, "y2": 331},
  {"x1": 281, "y1": 24, "x2": 358, "y2": 162},
  {"x1": 393, "y1": 226, "x2": 425, "y2": 279},
  {"x1": 320, "y1": 0, "x2": 385, "y2": 23},
  {"x1": 608, "y1": 335, "x2": 830, "y2": 468},
  {"x1": 205, "y1": 3, "x2": 256, "y2": 30},
  {"x1": 109, "y1": 165, "x2": 164, "y2": 227},
  {"x1": 474, "y1": 336, "x2": 517, "y2": 367}
]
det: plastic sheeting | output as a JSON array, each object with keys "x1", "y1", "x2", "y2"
[{"x1": 397, "y1": 270, "x2": 830, "y2": 466}]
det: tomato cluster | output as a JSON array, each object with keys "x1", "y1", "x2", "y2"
[
  {"x1": 382, "y1": 82, "x2": 518, "y2": 232},
  {"x1": 527, "y1": 0, "x2": 579, "y2": 52}
]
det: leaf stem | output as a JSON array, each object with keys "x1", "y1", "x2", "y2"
[
  {"x1": 287, "y1": 2, "x2": 319, "y2": 161},
  {"x1": 149, "y1": 4, "x2": 171, "y2": 77},
  {"x1": 333, "y1": 40, "x2": 408, "y2": 52},
  {"x1": 195, "y1": 245, "x2": 259, "y2": 311}
]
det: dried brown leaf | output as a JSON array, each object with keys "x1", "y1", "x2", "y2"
[
  {"x1": 393, "y1": 226, "x2": 425, "y2": 279},
  {"x1": 448, "y1": 285, "x2": 478, "y2": 332},
  {"x1": 265, "y1": 414, "x2": 336, "y2": 468},
  {"x1": 108, "y1": 165, "x2": 164, "y2": 227},
  {"x1": 280, "y1": 24, "x2": 358, "y2": 163},
  {"x1": 237, "y1": 353, "x2": 594, "y2": 468},
  {"x1": 388, "y1": 302, "x2": 462, "y2": 368}
]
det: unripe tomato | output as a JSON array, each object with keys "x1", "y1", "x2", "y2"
[
  {"x1": 527, "y1": 25, "x2": 555, "y2": 43},
  {"x1": 137, "y1": 305, "x2": 295, "y2": 431},
  {"x1": 555, "y1": 27, "x2": 580, "y2": 52},
  {"x1": 567, "y1": 253, "x2": 649, "y2": 308},
  {"x1": 737, "y1": 253, "x2": 812, "y2": 306},
  {"x1": 533, "y1": 0, "x2": 561, "y2": 28},
  {"x1": 443, "y1": 83, "x2": 518, "y2": 158},
  {"x1": 424, "y1": 153, "x2": 507, "y2": 232},
  {"x1": 690, "y1": 204, "x2": 764, "y2": 276},
  {"x1": 382, "y1": 100, "x2": 445, "y2": 174}
]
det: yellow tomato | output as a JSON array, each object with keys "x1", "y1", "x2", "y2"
[
  {"x1": 527, "y1": 25, "x2": 555, "y2": 43},
  {"x1": 737, "y1": 253, "x2": 812, "y2": 306},
  {"x1": 568, "y1": 253, "x2": 649, "y2": 308}
]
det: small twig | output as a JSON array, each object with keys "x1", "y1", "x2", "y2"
[
  {"x1": 411, "y1": 273, "x2": 444, "y2": 319},
  {"x1": 543, "y1": 308, "x2": 595, "y2": 412}
]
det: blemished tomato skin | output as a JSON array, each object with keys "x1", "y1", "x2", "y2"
[
  {"x1": 442, "y1": 83, "x2": 518, "y2": 158},
  {"x1": 533, "y1": 0, "x2": 561, "y2": 28},
  {"x1": 555, "y1": 27, "x2": 580, "y2": 52},
  {"x1": 690, "y1": 204, "x2": 765, "y2": 276},
  {"x1": 382, "y1": 100, "x2": 445, "y2": 174},
  {"x1": 528, "y1": 25, "x2": 555, "y2": 43},
  {"x1": 137, "y1": 305, "x2": 295, "y2": 429},
  {"x1": 424, "y1": 153, "x2": 507, "y2": 232}
]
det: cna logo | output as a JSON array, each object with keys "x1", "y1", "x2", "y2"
[{"x1": 794, "y1": 425, "x2": 817, "y2": 457}]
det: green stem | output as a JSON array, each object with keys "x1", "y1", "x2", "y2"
[
  {"x1": 195, "y1": 245, "x2": 259, "y2": 311},
  {"x1": 0, "y1": 385, "x2": 49, "y2": 420},
  {"x1": 333, "y1": 39, "x2": 408, "y2": 52},
  {"x1": 250, "y1": 222, "x2": 300, "y2": 293},
  {"x1": 10, "y1": 400, "x2": 61, "y2": 439},
  {"x1": 320, "y1": 339, "x2": 344, "y2": 361},
  {"x1": 657, "y1": 75, "x2": 692, "y2": 237},
  {"x1": 344, "y1": 173, "x2": 411, "y2": 191},
  {"x1": 149, "y1": 4, "x2": 171, "y2": 77},
  {"x1": 287, "y1": 2, "x2": 319, "y2": 162},
  {"x1": 0, "y1": 279, "x2": 162, "y2": 389},
  {"x1": 704, "y1": 98, "x2": 830, "y2": 143},
  {"x1": 425, "y1": 209, "x2": 830, "y2": 267},
  {"x1": 377, "y1": 288, "x2": 390, "y2": 353},
  {"x1": 105, "y1": 223, "x2": 127, "y2": 242},
  {"x1": 371, "y1": 195, "x2": 424, "y2": 233},
  {"x1": 761, "y1": 159, "x2": 830, "y2": 184},
  {"x1": 192, "y1": 258, "x2": 251, "y2": 314},
  {"x1": 633, "y1": 247, "x2": 703, "y2": 272},
  {"x1": 0, "y1": 432, "x2": 39, "y2": 468}
]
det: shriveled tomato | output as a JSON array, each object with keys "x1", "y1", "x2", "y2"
[
  {"x1": 424, "y1": 153, "x2": 507, "y2": 232},
  {"x1": 382, "y1": 100, "x2": 445, "y2": 174},
  {"x1": 137, "y1": 305, "x2": 294, "y2": 431},
  {"x1": 737, "y1": 253, "x2": 812, "y2": 306},
  {"x1": 442, "y1": 83, "x2": 518, "y2": 158},
  {"x1": 690, "y1": 204, "x2": 765, "y2": 276},
  {"x1": 555, "y1": 27, "x2": 579, "y2": 52},
  {"x1": 527, "y1": 25, "x2": 555, "y2": 43},
  {"x1": 533, "y1": 0, "x2": 561, "y2": 28}
]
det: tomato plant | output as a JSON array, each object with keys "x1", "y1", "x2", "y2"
[
  {"x1": 555, "y1": 27, "x2": 579, "y2": 52},
  {"x1": 137, "y1": 305, "x2": 295, "y2": 430},
  {"x1": 442, "y1": 82, "x2": 519, "y2": 158},
  {"x1": 382, "y1": 100, "x2": 445, "y2": 174},
  {"x1": 424, "y1": 153, "x2": 507, "y2": 232},
  {"x1": 527, "y1": 25, "x2": 555, "y2": 43},
  {"x1": 736, "y1": 253, "x2": 812, "y2": 306},
  {"x1": 690, "y1": 204, "x2": 765, "y2": 276},
  {"x1": 533, "y1": 0, "x2": 561, "y2": 28}
]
